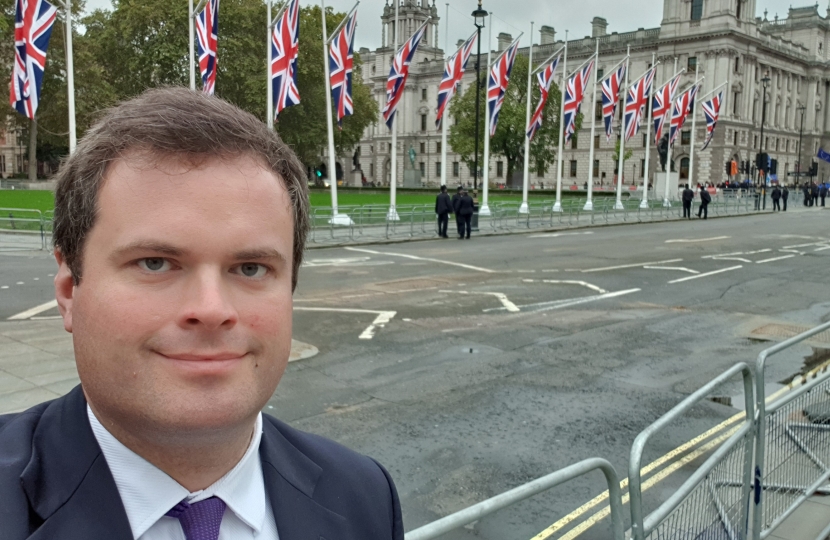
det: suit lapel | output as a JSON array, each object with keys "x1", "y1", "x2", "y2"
[
  {"x1": 259, "y1": 419, "x2": 349, "y2": 540},
  {"x1": 20, "y1": 386, "x2": 133, "y2": 540}
]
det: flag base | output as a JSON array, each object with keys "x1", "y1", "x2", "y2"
[
  {"x1": 614, "y1": 200, "x2": 624, "y2": 210},
  {"x1": 328, "y1": 213, "x2": 354, "y2": 226},
  {"x1": 662, "y1": 198, "x2": 672, "y2": 207},
  {"x1": 518, "y1": 202, "x2": 529, "y2": 214},
  {"x1": 583, "y1": 200, "x2": 594, "y2": 211},
  {"x1": 552, "y1": 201, "x2": 563, "y2": 212},
  {"x1": 479, "y1": 204, "x2": 491, "y2": 216},
  {"x1": 639, "y1": 199, "x2": 649, "y2": 209},
  {"x1": 387, "y1": 207, "x2": 400, "y2": 221}
]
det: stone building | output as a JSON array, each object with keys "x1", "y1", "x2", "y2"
[{"x1": 354, "y1": 0, "x2": 830, "y2": 190}]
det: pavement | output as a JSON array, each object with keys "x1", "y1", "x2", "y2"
[{"x1": 1, "y1": 205, "x2": 829, "y2": 539}]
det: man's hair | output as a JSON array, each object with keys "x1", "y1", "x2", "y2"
[
  {"x1": 53, "y1": 87, "x2": 310, "y2": 291},
  {"x1": 440, "y1": 185, "x2": 447, "y2": 192}
]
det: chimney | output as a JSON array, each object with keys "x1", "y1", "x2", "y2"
[
  {"x1": 497, "y1": 32, "x2": 512, "y2": 52},
  {"x1": 539, "y1": 25, "x2": 556, "y2": 45},
  {"x1": 591, "y1": 17, "x2": 608, "y2": 38},
  {"x1": 456, "y1": 38, "x2": 465, "y2": 49}
]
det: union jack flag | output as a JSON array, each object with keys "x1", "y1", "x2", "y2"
[
  {"x1": 652, "y1": 73, "x2": 681, "y2": 146},
  {"x1": 526, "y1": 55, "x2": 560, "y2": 141},
  {"x1": 382, "y1": 20, "x2": 428, "y2": 129},
  {"x1": 701, "y1": 91, "x2": 723, "y2": 151},
  {"x1": 562, "y1": 59, "x2": 595, "y2": 143},
  {"x1": 601, "y1": 63, "x2": 626, "y2": 142},
  {"x1": 10, "y1": 0, "x2": 57, "y2": 119},
  {"x1": 623, "y1": 68, "x2": 655, "y2": 142},
  {"x1": 271, "y1": 0, "x2": 300, "y2": 120},
  {"x1": 487, "y1": 37, "x2": 520, "y2": 137},
  {"x1": 669, "y1": 84, "x2": 698, "y2": 145},
  {"x1": 329, "y1": 9, "x2": 358, "y2": 125},
  {"x1": 195, "y1": 0, "x2": 219, "y2": 95},
  {"x1": 436, "y1": 32, "x2": 477, "y2": 128}
]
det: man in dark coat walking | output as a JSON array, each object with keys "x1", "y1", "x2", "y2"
[
  {"x1": 456, "y1": 190, "x2": 475, "y2": 239},
  {"x1": 771, "y1": 185, "x2": 781, "y2": 211},
  {"x1": 435, "y1": 185, "x2": 452, "y2": 238},
  {"x1": 697, "y1": 184, "x2": 711, "y2": 219},
  {"x1": 681, "y1": 184, "x2": 694, "y2": 219},
  {"x1": 782, "y1": 185, "x2": 789, "y2": 211}
]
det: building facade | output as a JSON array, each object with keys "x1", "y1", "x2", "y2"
[{"x1": 354, "y1": 0, "x2": 830, "y2": 190}]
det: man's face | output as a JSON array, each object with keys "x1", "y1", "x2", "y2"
[{"x1": 55, "y1": 155, "x2": 295, "y2": 440}]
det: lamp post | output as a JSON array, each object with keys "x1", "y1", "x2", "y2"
[
  {"x1": 471, "y1": 0, "x2": 487, "y2": 191},
  {"x1": 757, "y1": 72, "x2": 770, "y2": 209},
  {"x1": 796, "y1": 104, "x2": 806, "y2": 187}
]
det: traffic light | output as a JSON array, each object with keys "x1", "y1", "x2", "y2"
[
  {"x1": 730, "y1": 160, "x2": 738, "y2": 176},
  {"x1": 811, "y1": 162, "x2": 818, "y2": 177},
  {"x1": 725, "y1": 161, "x2": 731, "y2": 176},
  {"x1": 756, "y1": 152, "x2": 769, "y2": 171},
  {"x1": 314, "y1": 167, "x2": 322, "y2": 178}
]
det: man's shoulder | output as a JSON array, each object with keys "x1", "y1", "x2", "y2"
[{"x1": 0, "y1": 399, "x2": 55, "y2": 451}]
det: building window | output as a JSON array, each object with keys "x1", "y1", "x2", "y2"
[
  {"x1": 754, "y1": 135, "x2": 758, "y2": 147},
  {"x1": 436, "y1": 141, "x2": 441, "y2": 153},
  {"x1": 687, "y1": 56, "x2": 697, "y2": 71},
  {"x1": 733, "y1": 92, "x2": 739, "y2": 116},
  {"x1": 381, "y1": 142, "x2": 385, "y2": 152},
  {"x1": 595, "y1": 100, "x2": 602, "y2": 121},
  {"x1": 642, "y1": 133, "x2": 647, "y2": 147},
  {"x1": 596, "y1": 68, "x2": 604, "y2": 79},
  {"x1": 452, "y1": 162, "x2": 459, "y2": 177},
  {"x1": 370, "y1": 163, "x2": 374, "y2": 177},
  {"x1": 734, "y1": 131, "x2": 738, "y2": 145},
  {"x1": 571, "y1": 135, "x2": 578, "y2": 149},
  {"x1": 776, "y1": 138, "x2": 779, "y2": 151},
  {"x1": 420, "y1": 114, "x2": 427, "y2": 131},
  {"x1": 421, "y1": 88, "x2": 427, "y2": 100},
  {"x1": 594, "y1": 135, "x2": 600, "y2": 149},
  {"x1": 734, "y1": 56, "x2": 740, "y2": 73},
  {"x1": 681, "y1": 130, "x2": 691, "y2": 145},
  {"x1": 497, "y1": 161, "x2": 504, "y2": 177},
  {"x1": 691, "y1": 0, "x2": 703, "y2": 20},
  {"x1": 680, "y1": 157, "x2": 690, "y2": 179},
  {"x1": 537, "y1": 166, "x2": 544, "y2": 178},
  {"x1": 419, "y1": 142, "x2": 425, "y2": 153},
  {"x1": 569, "y1": 160, "x2": 577, "y2": 177},
  {"x1": 593, "y1": 159, "x2": 599, "y2": 177},
  {"x1": 419, "y1": 161, "x2": 425, "y2": 175},
  {"x1": 640, "y1": 159, "x2": 645, "y2": 177},
  {"x1": 435, "y1": 161, "x2": 441, "y2": 177}
]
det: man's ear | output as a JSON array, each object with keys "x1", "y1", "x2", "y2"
[{"x1": 54, "y1": 249, "x2": 75, "y2": 333}]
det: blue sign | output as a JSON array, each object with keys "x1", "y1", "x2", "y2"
[{"x1": 818, "y1": 148, "x2": 830, "y2": 164}]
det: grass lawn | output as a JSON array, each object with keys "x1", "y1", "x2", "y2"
[{"x1": 0, "y1": 190, "x2": 55, "y2": 213}]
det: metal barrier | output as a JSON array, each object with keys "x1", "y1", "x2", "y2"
[
  {"x1": 752, "y1": 320, "x2": 830, "y2": 540},
  {"x1": 0, "y1": 207, "x2": 48, "y2": 250},
  {"x1": 404, "y1": 457, "x2": 625, "y2": 540},
  {"x1": 629, "y1": 362, "x2": 755, "y2": 540}
]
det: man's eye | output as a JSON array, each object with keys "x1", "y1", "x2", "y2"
[
  {"x1": 237, "y1": 263, "x2": 268, "y2": 278},
  {"x1": 137, "y1": 258, "x2": 170, "y2": 272}
]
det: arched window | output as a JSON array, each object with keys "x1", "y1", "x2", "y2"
[{"x1": 691, "y1": 0, "x2": 703, "y2": 20}]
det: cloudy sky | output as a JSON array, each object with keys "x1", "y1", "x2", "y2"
[{"x1": 84, "y1": 0, "x2": 817, "y2": 52}]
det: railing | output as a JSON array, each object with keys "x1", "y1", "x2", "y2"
[{"x1": 0, "y1": 207, "x2": 49, "y2": 251}]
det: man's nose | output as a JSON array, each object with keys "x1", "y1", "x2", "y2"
[{"x1": 178, "y1": 267, "x2": 239, "y2": 331}]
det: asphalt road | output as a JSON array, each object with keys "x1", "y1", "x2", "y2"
[{"x1": 2, "y1": 208, "x2": 828, "y2": 539}]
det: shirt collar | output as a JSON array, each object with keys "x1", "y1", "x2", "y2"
[{"x1": 87, "y1": 406, "x2": 266, "y2": 538}]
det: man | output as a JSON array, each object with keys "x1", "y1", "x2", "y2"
[
  {"x1": 697, "y1": 184, "x2": 711, "y2": 219},
  {"x1": 681, "y1": 183, "x2": 694, "y2": 219},
  {"x1": 456, "y1": 190, "x2": 475, "y2": 239},
  {"x1": 0, "y1": 88, "x2": 403, "y2": 540},
  {"x1": 821, "y1": 182, "x2": 828, "y2": 207},
  {"x1": 811, "y1": 182, "x2": 819, "y2": 206},
  {"x1": 434, "y1": 185, "x2": 452, "y2": 238},
  {"x1": 782, "y1": 185, "x2": 789, "y2": 211},
  {"x1": 803, "y1": 183, "x2": 811, "y2": 206},
  {"x1": 451, "y1": 185, "x2": 463, "y2": 238},
  {"x1": 771, "y1": 185, "x2": 781, "y2": 212}
]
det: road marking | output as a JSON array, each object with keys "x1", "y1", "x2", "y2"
[
  {"x1": 16, "y1": 281, "x2": 24, "y2": 285},
  {"x1": 814, "y1": 245, "x2": 830, "y2": 252},
  {"x1": 440, "y1": 290, "x2": 520, "y2": 312},
  {"x1": 485, "y1": 288, "x2": 640, "y2": 313},
  {"x1": 756, "y1": 254, "x2": 796, "y2": 264},
  {"x1": 1, "y1": 286, "x2": 8, "y2": 289},
  {"x1": 777, "y1": 248, "x2": 804, "y2": 255},
  {"x1": 302, "y1": 256, "x2": 394, "y2": 267},
  {"x1": 709, "y1": 256, "x2": 752, "y2": 263},
  {"x1": 292, "y1": 307, "x2": 396, "y2": 340},
  {"x1": 702, "y1": 249, "x2": 771, "y2": 259},
  {"x1": 667, "y1": 265, "x2": 742, "y2": 284},
  {"x1": 580, "y1": 259, "x2": 683, "y2": 273},
  {"x1": 540, "y1": 279, "x2": 608, "y2": 294},
  {"x1": 8, "y1": 299, "x2": 58, "y2": 320},
  {"x1": 30, "y1": 316, "x2": 63, "y2": 320},
  {"x1": 642, "y1": 266, "x2": 700, "y2": 274},
  {"x1": 529, "y1": 231, "x2": 595, "y2": 239},
  {"x1": 664, "y1": 236, "x2": 730, "y2": 243},
  {"x1": 344, "y1": 247, "x2": 496, "y2": 273},
  {"x1": 782, "y1": 241, "x2": 825, "y2": 249}
]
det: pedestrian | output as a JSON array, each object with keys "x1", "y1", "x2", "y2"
[
  {"x1": 821, "y1": 183, "x2": 828, "y2": 207},
  {"x1": 803, "y1": 184, "x2": 810, "y2": 206},
  {"x1": 782, "y1": 185, "x2": 789, "y2": 211},
  {"x1": 452, "y1": 185, "x2": 463, "y2": 237},
  {"x1": 771, "y1": 185, "x2": 781, "y2": 211},
  {"x1": 681, "y1": 183, "x2": 694, "y2": 219},
  {"x1": 811, "y1": 182, "x2": 819, "y2": 206},
  {"x1": 456, "y1": 189, "x2": 475, "y2": 239},
  {"x1": 697, "y1": 184, "x2": 711, "y2": 219},
  {"x1": 435, "y1": 184, "x2": 452, "y2": 238}
]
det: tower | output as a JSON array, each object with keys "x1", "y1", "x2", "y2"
[
  {"x1": 380, "y1": 0, "x2": 440, "y2": 52},
  {"x1": 660, "y1": 0, "x2": 757, "y2": 38}
]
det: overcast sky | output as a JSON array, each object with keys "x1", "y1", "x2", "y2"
[{"x1": 84, "y1": 0, "x2": 818, "y2": 52}]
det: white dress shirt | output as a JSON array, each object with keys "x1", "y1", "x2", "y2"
[{"x1": 88, "y1": 406, "x2": 279, "y2": 540}]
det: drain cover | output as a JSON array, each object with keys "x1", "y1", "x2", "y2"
[{"x1": 749, "y1": 323, "x2": 830, "y2": 347}]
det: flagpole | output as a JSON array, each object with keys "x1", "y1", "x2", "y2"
[
  {"x1": 480, "y1": 12, "x2": 493, "y2": 215},
  {"x1": 439, "y1": 2, "x2": 449, "y2": 187},
  {"x1": 663, "y1": 56, "x2": 678, "y2": 207},
  {"x1": 519, "y1": 22, "x2": 534, "y2": 214},
  {"x1": 688, "y1": 63, "x2": 700, "y2": 189},
  {"x1": 388, "y1": 0, "x2": 399, "y2": 221},
  {"x1": 63, "y1": 0, "x2": 76, "y2": 153},
  {"x1": 266, "y1": 0, "x2": 273, "y2": 130},
  {"x1": 613, "y1": 45, "x2": 630, "y2": 210},
  {"x1": 641, "y1": 53, "x2": 656, "y2": 208},
  {"x1": 189, "y1": 0, "x2": 196, "y2": 90},
  {"x1": 553, "y1": 30, "x2": 567, "y2": 213},
  {"x1": 585, "y1": 39, "x2": 599, "y2": 211}
]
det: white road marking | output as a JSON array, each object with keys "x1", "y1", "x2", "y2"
[
  {"x1": 292, "y1": 307, "x2": 397, "y2": 340},
  {"x1": 778, "y1": 249, "x2": 805, "y2": 255},
  {"x1": 756, "y1": 254, "x2": 797, "y2": 264},
  {"x1": 440, "y1": 290, "x2": 520, "y2": 312},
  {"x1": 643, "y1": 266, "x2": 700, "y2": 274},
  {"x1": 541, "y1": 279, "x2": 608, "y2": 294},
  {"x1": 1, "y1": 286, "x2": 8, "y2": 289},
  {"x1": 302, "y1": 257, "x2": 394, "y2": 267},
  {"x1": 8, "y1": 299, "x2": 58, "y2": 320},
  {"x1": 702, "y1": 249, "x2": 771, "y2": 259},
  {"x1": 665, "y1": 236, "x2": 730, "y2": 243},
  {"x1": 541, "y1": 269, "x2": 560, "y2": 273},
  {"x1": 345, "y1": 247, "x2": 495, "y2": 273},
  {"x1": 782, "y1": 242, "x2": 825, "y2": 249},
  {"x1": 580, "y1": 259, "x2": 683, "y2": 273},
  {"x1": 485, "y1": 288, "x2": 641, "y2": 313},
  {"x1": 667, "y1": 266, "x2": 742, "y2": 284},
  {"x1": 814, "y1": 245, "x2": 830, "y2": 252},
  {"x1": 16, "y1": 281, "x2": 23, "y2": 285},
  {"x1": 529, "y1": 231, "x2": 595, "y2": 239},
  {"x1": 709, "y1": 257, "x2": 752, "y2": 263},
  {"x1": 33, "y1": 277, "x2": 39, "y2": 281},
  {"x1": 30, "y1": 316, "x2": 63, "y2": 320}
]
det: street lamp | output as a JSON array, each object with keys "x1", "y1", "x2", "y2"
[
  {"x1": 796, "y1": 104, "x2": 806, "y2": 186},
  {"x1": 471, "y1": 0, "x2": 487, "y2": 191},
  {"x1": 757, "y1": 72, "x2": 770, "y2": 209}
]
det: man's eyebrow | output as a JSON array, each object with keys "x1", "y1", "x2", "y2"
[
  {"x1": 111, "y1": 241, "x2": 188, "y2": 259},
  {"x1": 233, "y1": 248, "x2": 288, "y2": 264}
]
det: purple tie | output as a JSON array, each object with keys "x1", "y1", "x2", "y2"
[{"x1": 166, "y1": 497, "x2": 226, "y2": 540}]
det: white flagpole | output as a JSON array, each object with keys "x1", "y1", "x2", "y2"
[
  {"x1": 687, "y1": 63, "x2": 700, "y2": 189},
  {"x1": 584, "y1": 39, "x2": 599, "y2": 211},
  {"x1": 613, "y1": 45, "x2": 630, "y2": 210},
  {"x1": 663, "y1": 56, "x2": 678, "y2": 207},
  {"x1": 439, "y1": 3, "x2": 449, "y2": 187},
  {"x1": 189, "y1": 0, "x2": 196, "y2": 90},
  {"x1": 519, "y1": 21, "x2": 534, "y2": 214},
  {"x1": 480, "y1": 12, "x2": 493, "y2": 215},
  {"x1": 641, "y1": 54, "x2": 657, "y2": 208},
  {"x1": 266, "y1": 0, "x2": 273, "y2": 130},
  {"x1": 388, "y1": 0, "x2": 399, "y2": 221},
  {"x1": 553, "y1": 30, "x2": 567, "y2": 212},
  {"x1": 63, "y1": 0, "x2": 76, "y2": 153}
]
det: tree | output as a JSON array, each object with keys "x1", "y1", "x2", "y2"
[
  {"x1": 448, "y1": 54, "x2": 576, "y2": 183},
  {"x1": 612, "y1": 138, "x2": 633, "y2": 165}
]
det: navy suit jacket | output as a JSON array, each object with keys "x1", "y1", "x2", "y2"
[{"x1": 0, "y1": 385, "x2": 404, "y2": 540}]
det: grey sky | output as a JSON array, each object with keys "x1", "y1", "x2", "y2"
[{"x1": 84, "y1": 0, "x2": 819, "y2": 53}]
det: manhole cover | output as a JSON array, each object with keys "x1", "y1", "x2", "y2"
[
  {"x1": 749, "y1": 323, "x2": 830, "y2": 346},
  {"x1": 369, "y1": 277, "x2": 448, "y2": 292}
]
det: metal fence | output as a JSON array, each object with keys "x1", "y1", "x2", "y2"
[{"x1": 0, "y1": 207, "x2": 50, "y2": 251}]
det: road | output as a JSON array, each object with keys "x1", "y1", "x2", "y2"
[{"x1": 2, "y1": 207, "x2": 829, "y2": 539}]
